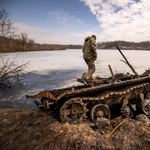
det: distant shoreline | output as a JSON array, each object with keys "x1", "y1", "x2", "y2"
[
  {"x1": 1, "y1": 37, "x2": 150, "y2": 52},
  {"x1": 0, "y1": 48, "x2": 150, "y2": 53}
]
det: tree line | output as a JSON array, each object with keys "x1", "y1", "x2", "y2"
[{"x1": 97, "y1": 41, "x2": 150, "y2": 50}]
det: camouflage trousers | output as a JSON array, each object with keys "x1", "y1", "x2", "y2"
[{"x1": 83, "y1": 58, "x2": 95, "y2": 81}]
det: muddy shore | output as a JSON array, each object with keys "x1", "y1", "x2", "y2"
[{"x1": 0, "y1": 108, "x2": 150, "y2": 150}]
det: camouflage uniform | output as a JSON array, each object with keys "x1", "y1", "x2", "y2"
[{"x1": 82, "y1": 35, "x2": 97, "y2": 81}]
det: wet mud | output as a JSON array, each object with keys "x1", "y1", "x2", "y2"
[{"x1": 0, "y1": 108, "x2": 150, "y2": 150}]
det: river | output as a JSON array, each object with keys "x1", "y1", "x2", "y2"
[{"x1": 0, "y1": 49, "x2": 150, "y2": 109}]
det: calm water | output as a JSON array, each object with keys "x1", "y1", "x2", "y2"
[{"x1": 0, "y1": 49, "x2": 150, "y2": 109}]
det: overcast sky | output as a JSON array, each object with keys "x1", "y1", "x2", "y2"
[{"x1": 1, "y1": 0, "x2": 150, "y2": 44}]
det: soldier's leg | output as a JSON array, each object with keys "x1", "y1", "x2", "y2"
[{"x1": 83, "y1": 58, "x2": 95, "y2": 80}]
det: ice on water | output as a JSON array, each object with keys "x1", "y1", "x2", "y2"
[{"x1": 0, "y1": 49, "x2": 150, "y2": 109}]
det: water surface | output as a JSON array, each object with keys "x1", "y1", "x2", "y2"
[{"x1": 0, "y1": 49, "x2": 150, "y2": 109}]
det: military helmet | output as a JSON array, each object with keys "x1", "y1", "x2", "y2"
[{"x1": 92, "y1": 35, "x2": 96, "y2": 40}]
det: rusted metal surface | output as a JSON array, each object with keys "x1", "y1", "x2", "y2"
[
  {"x1": 116, "y1": 46, "x2": 138, "y2": 76},
  {"x1": 108, "y1": 65, "x2": 115, "y2": 80},
  {"x1": 42, "y1": 100, "x2": 54, "y2": 109},
  {"x1": 56, "y1": 76, "x2": 150, "y2": 100},
  {"x1": 60, "y1": 82, "x2": 150, "y2": 122},
  {"x1": 59, "y1": 98, "x2": 88, "y2": 123},
  {"x1": 26, "y1": 76, "x2": 150, "y2": 102},
  {"x1": 26, "y1": 75, "x2": 150, "y2": 123},
  {"x1": 26, "y1": 91, "x2": 56, "y2": 100}
]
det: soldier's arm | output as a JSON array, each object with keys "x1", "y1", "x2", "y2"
[{"x1": 91, "y1": 40, "x2": 97, "y2": 59}]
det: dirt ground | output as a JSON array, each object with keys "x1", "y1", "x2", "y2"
[{"x1": 0, "y1": 108, "x2": 150, "y2": 150}]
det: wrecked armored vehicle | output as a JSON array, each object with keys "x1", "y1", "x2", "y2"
[{"x1": 26, "y1": 46, "x2": 150, "y2": 123}]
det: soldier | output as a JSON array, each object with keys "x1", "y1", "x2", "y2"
[{"x1": 81, "y1": 35, "x2": 97, "y2": 85}]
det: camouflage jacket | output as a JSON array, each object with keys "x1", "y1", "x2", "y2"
[{"x1": 82, "y1": 36, "x2": 97, "y2": 60}]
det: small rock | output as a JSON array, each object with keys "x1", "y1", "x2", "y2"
[
  {"x1": 100, "y1": 130, "x2": 105, "y2": 135},
  {"x1": 136, "y1": 114, "x2": 150, "y2": 126},
  {"x1": 96, "y1": 117, "x2": 110, "y2": 129}
]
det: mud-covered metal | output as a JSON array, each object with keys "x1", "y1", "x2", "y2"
[
  {"x1": 141, "y1": 99, "x2": 150, "y2": 115},
  {"x1": 59, "y1": 98, "x2": 88, "y2": 123},
  {"x1": 26, "y1": 74, "x2": 150, "y2": 123},
  {"x1": 90, "y1": 104, "x2": 111, "y2": 123}
]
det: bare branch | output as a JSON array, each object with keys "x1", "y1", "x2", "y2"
[
  {"x1": 0, "y1": 55, "x2": 29, "y2": 88},
  {"x1": 0, "y1": 8, "x2": 15, "y2": 38}
]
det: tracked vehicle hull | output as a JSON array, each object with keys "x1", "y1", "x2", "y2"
[{"x1": 26, "y1": 73, "x2": 150, "y2": 123}]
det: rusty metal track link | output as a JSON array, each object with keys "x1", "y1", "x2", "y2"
[
  {"x1": 74, "y1": 82, "x2": 150, "y2": 103},
  {"x1": 57, "y1": 77, "x2": 150, "y2": 100}
]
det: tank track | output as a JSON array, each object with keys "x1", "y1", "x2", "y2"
[
  {"x1": 60, "y1": 98, "x2": 88, "y2": 123},
  {"x1": 60, "y1": 82, "x2": 150, "y2": 123}
]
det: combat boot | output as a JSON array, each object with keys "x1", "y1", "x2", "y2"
[{"x1": 80, "y1": 77, "x2": 88, "y2": 85}]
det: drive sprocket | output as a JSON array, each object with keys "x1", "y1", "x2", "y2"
[
  {"x1": 120, "y1": 105, "x2": 131, "y2": 118},
  {"x1": 60, "y1": 98, "x2": 88, "y2": 123}
]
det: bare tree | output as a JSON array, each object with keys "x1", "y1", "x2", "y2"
[
  {"x1": 28, "y1": 39, "x2": 35, "y2": 51},
  {"x1": 0, "y1": 8, "x2": 15, "y2": 38},
  {"x1": 20, "y1": 32, "x2": 28, "y2": 51},
  {"x1": 0, "y1": 8, "x2": 16, "y2": 52}
]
